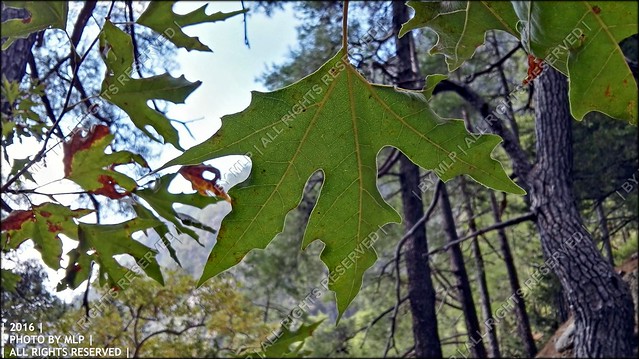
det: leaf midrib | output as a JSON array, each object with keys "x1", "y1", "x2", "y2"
[{"x1": 213, "y1": 68, "x2": 343, "y2": 269}]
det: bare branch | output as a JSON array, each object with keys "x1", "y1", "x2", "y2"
[{"x1": 427, "y1": 212, "x2": 536, "y2": 257}]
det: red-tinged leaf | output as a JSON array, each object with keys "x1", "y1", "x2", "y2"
[
  {"x1": 178, "y1": 164, "x2": 232, "y2": 202},
  {"x1": 1, "y1": 203, "x2": 92, "y2": 269},
  {"x1": 63, "y1": 125, "x2": 110, "y2": 175},
  {"x1": 63, "y1": 125, "x2": 148, "y2": 199},
  {"x1": 1, "y1": 2, "x2": 68, "y2": 50},
  {"x1": 93, "y1": 175, "x2": 128, "y2": 199},
  {"x1": 0, "y1": 210, "x2": 35, "y2": 231}
]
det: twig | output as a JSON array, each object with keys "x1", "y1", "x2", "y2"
[
  {"x1": 342, "y1": 0, "x2": 349, "y2": 50},
  {"x1": 1, "y1": 29, "x2": 102, "y2": 192},
  {"x1": 401, "y1": 345, "x2": 415, "y2": 358},
  {"x1": 27, "y1": 54, "x2": 64, "y2": 138},
  {"x1": 426, "y1": 212, "x2": 536, "y2": 257},
  {"x1": 354, "y1": 296, "x2": 408, "y2": 348},
  {"x1": 377, "y1": 148, "x2": 400, "y2": 177},
  {"x1": 126, "y1": 0, "x2": 143, "y2": 77},
  {"x1": 464, "y1": 43, "x2": 522, "y2": 83},
  {"x1": 69, "y1": 1, "x2": 98, "y2": 54},
  {"x1": 241, "y1": 1, "x2": 250, "y2": 48},
  {"x1": 88, "y1": 193, "x2": 101, "y2": 224},
  {"x1": 83, "y1": 262, "x2": 94, "y2": 318},
  {"x1": 1, "y1": 198, "x2": 13, "y2": 212}
]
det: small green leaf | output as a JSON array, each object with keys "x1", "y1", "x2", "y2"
[
  {"x1": 423, "y1": 74, "x2": 449, "y2": 100},
  {"x1": 1, "y1": 1, "x2": 68, "y2": 50},
  {"x1": 162, "y1": 48, "x2": 523, "y2": 317},
  {"x1": 175, "y1": 212, "x2": 217, "y2": 234},
  {"x1": 58, "y1": 247, "x2": 92, "y2": 291},
  {"x1": 400, "y1": 1, "x2": 519, "y2": 72},
  {"x1": 1, "y1": 269, "x2": 22, "y2": 293},
  {"x1": 137, "y1": 1, "x2": 248, "y2": 52},
  {"x1": 1, "y1": 203, "x2": 92, "y2": 269},
  {"x1": 99, "y1": 20, "x2": 201, "y2": 149},
  {"x1": 133, "y1": 202, "x2": 181, "y2": 267},
  {"x1": 135, "y1": 173, "x2": 221, "y2": 245},
  {"x1": 244, "y1": 320, "x2": 323, "y2": 358},
  {"x1": 61, "y1": 218, "x2": 164, "y2": 290},
  {"x1": 9, "y1": 158, "x2": 34, "y2": 184}
]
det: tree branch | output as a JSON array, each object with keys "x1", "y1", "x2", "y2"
[
  {"x1": 427, "y1": 212, "x2": 536, "y2": 257},
  {"x1": 464, "y1": 43, "x2": 522, "y2": 83},
  {"x1": 433, "y1": 79, "x2": 533, "y2": 182},
  {"x1": 1, "y1": 31, "x2": 101, "y2": 192}
]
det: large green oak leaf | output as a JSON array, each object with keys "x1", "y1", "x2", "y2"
[
  {"x1": 161, "y1": 48, "x2": 524, "y2": 316},
  {"x1": 511, "y1": 1, "x2": 637, "y2": 123},
  {"x1": 401, "y1": 1, "x2": 638, "y2": 124}
]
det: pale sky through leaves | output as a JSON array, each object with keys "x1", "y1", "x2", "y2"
[{"x1": 5, "y1": 1, "x2": 301, "y2": 301}]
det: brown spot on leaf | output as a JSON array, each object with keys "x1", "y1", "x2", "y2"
[
  {"x1": 40, "y1": 211, "x2": 52, "y2": 217},
  {"x1": 604, "y1": 85, "x2": 612, "y2": 97},
  {"x1": 92, "y1": 175, "x2": 129, "y2": 199},
  {"x1": 63, "y1": 125, "x2": 111, "y2": 176},
  {"x1": 592, "y1": 5, "x2": 601, "y2": 14},
  {"x1": 21, "y1": 16, "x2": 32, "y2": 24},
  {"x1": 1, "y1": 210, "x2": 35, "y2": 231},
  {"x1": 178, "y1": 165, "x2": 232, "y2": 202},
  {"x1": 46, "y1": 221, "x2": 63, "y2": 233},
  {"x1": 73, "y1": 264, "x2": 82, "y2": 272}
]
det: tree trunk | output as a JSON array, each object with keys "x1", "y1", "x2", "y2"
[
  {"x1": 392, "y1": 3, "x2": 443, "y2": 357},
  {"x1": 489, "y1": 192, "x2": 537, "y2": 356},
  {"x1": 433, "y1": 60, "x2": 636, "y2": 359},
  {"x1": 530, "y1": 66, "x2": 634, "y2": 357},
  {"x1": 595, "y1": 201, "x2": 614, "y2": 266},
  {"x1": 461, "y1": 179, "x2": 501, "y2": 358},
  {"x1": 1, "y1": 7, "x2": 37, "y2": 115},
  {"x1": 439, "y1": 183, "x2": 488, "y2": 358}
]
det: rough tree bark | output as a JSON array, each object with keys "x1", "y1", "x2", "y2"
[
  {"x1": 439, "y1": 183, "x2": 488, "y2": 358},
  {"x1": 392, "y1": 2, "x2": 442, "y2": 357},
  {"x1": 530, "y1": 66, "x2": 634, "y2": 357},
  {"x1": 433, "y1": 63, "x2": 635, "y2": 358}
]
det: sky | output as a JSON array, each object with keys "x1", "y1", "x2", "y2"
[
  {"x1": 164, "y1": 1, "x2": 300, "y2": 176},
  {"x1": 3, "y1": 1, "x2": 301, "y2": 301}
]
